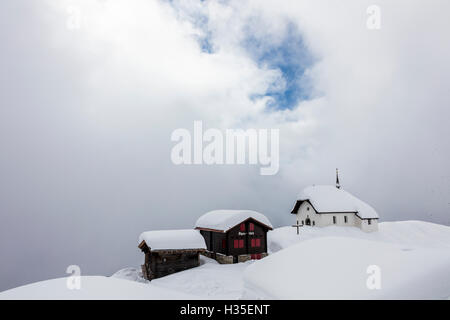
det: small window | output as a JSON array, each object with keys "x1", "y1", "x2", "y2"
[
  {"x1": 368, "y1": 219, "x2": 372, "y2": 225},
  {"x1": 333, "y1": 216, "x2": 336, "y2": 224},
  {"x1": 233, "y1": 239, "x2": 239, "y2": 248},
  {"x1": 312, "y1": 221, "x2": 315, "y2": 226},
  {"x1": 344, "y1": 216, "x2": 347, "y2": 223},
  {"x1": 256, "y1": 239, "x2": 261, "y2": 247},
  {"x1": 307, "y1": 207, "x2": 310, "y2": 211},
  {"x1": 239, "y1": 239, "x2": 244, "y2": 248},
  {"x1": 240, "y1": 223, "x2": 245, "y2": 232},
  {"x1": 222, "y1": 239, "x2": 226, "y2": 249},
  {"x1": 249, "y1": 223, "x2": 254, "y2": 231}
]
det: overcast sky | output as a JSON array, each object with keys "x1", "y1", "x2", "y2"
[{"x1": 1, "y1": 0, "x2": 449, "y2": 291}]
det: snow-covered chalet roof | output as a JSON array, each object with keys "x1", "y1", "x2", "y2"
[
  {"x1": 195, "y1": 210, "x2": 273, "y2": 232},
  {"x1": 138, "y1": 229, "x2": 206, "y2": 251},
  {"x1": 296, "y1": 185, "x2": 379, "y2": 219}
]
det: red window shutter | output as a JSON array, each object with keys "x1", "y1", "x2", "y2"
[
  {"x1": 240, "y1": 223, "x2": 245, "y2": 231},
  {"x1": 234, "y1": 239, "x2": 238, "y2": 248},
  {"x1": 256, "y1": 239, "x2": 261, "y2": 247},
  {"x1": 239, "y1": 239, "x2": 244, "y2": 248},
  {"x1": 249, "y1": 223, "x2": 254, "y2": 231},
  {"x1": 251, "y1": 239, "x2": 255, "y2": 247},
  {"x1": 222, "y1": 239, "x2": 226, "y2": 249}
]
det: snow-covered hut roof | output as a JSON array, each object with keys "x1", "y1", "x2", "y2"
[
  {"x1": 195, "y1": 210, "x2": 273, "y2": 232},
  {"x1": 138, "y1": 229, "x2": 206, "y2": 251},
  {"x1": 295, "y1": 185, "x2": 379, "y2": 219}
]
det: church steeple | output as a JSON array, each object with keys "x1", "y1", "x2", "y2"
[{"x1": 336, "y1": 168, "x2": 341, "y2": 189}]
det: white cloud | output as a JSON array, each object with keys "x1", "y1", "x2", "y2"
[{"x1": 1, "y1": 0, "x2": 449, "y2": 290}]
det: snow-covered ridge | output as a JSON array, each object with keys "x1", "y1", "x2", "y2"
[
  {"x1": 195, "y1": 210, "x2": 273, "y2": 232},
  {"x1": 297, "y1": 185, "x2": 379, "y2": 219},
  {"x1": 0, "y1": 276, "x2": 195, "y2": 300},
  {"x1": 268, "y1": 220, "x2": 450, "y2": 253},
  {"x1": 138, "y1": 229, "x2": 206, "y2": 251},
  {"x1": 1, "y1": 221, "x2": 449, "y2": 300},
  {"x1": 244, "y1": 236, "x2": 450, "y2": 299},
  {"x1": 244, "y1": 220, "x2": 450, "y2": 299}
]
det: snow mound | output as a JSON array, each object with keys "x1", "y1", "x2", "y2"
[
  {"x1": 268, "y1": 220, "x2": 450, "y2": 253},
  {"x1": 111, "y1": 256, "x2": 248, "y2": 299},
  {"x1": 111, "y1": 268, "x2": 148, "y2": 283},
  {"x1": 243, "y1": 236, "x2": 450, "y2": 299},
  {"x1": 297, "y1": 185, "x2": 378, "y2": 219},
  {"x1": 195, "y1": 210, "x2": 273, "y2": 232},
  {"x1": 151, "y1": 255, "x2": 252, "y2": 299},
  {"x1": 138, "y1": 229, "x2": 206, "y2": 250},
  {"x1": 3, "y1": 221, "x2": 448, "y2": 300},
  {"x1": 0, "y1": 276, "x2": 194, "y2": 300}
]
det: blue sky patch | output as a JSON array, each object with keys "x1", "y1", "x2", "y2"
[{"x1": 242, "y1": 22, "x2": 315, "y2": 110}]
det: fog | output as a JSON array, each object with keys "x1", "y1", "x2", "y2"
[{"x1": 0, "y1": 0, "x2": 449, "y2": 291}]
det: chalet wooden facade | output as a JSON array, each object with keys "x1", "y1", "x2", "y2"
[
  {"x1": 195, "y1": 210, "x2": 273, "y2": 263},
  {"x1": 138, "y1": 229, "x2": 206, "y2": 280}
]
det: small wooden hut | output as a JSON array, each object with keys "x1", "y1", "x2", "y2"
[{"x1": 138, "y1": 229, "x2": 206, "y2": 280}]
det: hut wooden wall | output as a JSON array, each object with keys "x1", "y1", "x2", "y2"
[{"x1": 143, "y1": 250, "x2": 202, "y2": 280}]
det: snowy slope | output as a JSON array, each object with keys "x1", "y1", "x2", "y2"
[
  {"x1": 111, "y1": 256, "x2": 251, "y2": 299},
  {"x1": 150, "y1": 256, "x2": 252, "y2": 299},
  {"x1": 245, "y1": 221, "x2": 450, "y2": 299},
  {"x1": 1, "y1": 221, "x2": 449, "y2": 300},
  {"x1": 0, "y1": 276, "x2": 194, "y2": 300},
  {"x1": 243, "y1": 236, "x2": 450, "y2": 299},
  {"x1": 268, "y1": 220, "x2": 450, "y2": 253}
]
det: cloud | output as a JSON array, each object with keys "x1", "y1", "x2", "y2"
[{"x1": 0, "y1": 0, "x2": 449, "y2": 291}]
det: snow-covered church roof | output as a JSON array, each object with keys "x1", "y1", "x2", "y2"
[
  {"x1": 195, "y1": 210, "x2": 273, "y2": 232},
  {"x1": 138, "y1": 229, "x2": 206, "y2": 251},
  {"x1": 296, "y1": 185, "x2": 379, "y2": 219}
]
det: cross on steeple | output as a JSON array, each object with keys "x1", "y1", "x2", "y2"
[{"x1": 336, "y1": 168, "x2": 341, "y2": 189}]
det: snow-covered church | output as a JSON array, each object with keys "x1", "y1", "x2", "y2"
[{"x1": 291, "y1": 170, "x2": 379, "y2": 232}]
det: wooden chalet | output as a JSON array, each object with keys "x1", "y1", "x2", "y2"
[
  {"x1": 138, "y1": 229, "x2": 206, "y2": 280},
  {"x1": 195, "y1": 210, "x2": 273, "y2": 263}
]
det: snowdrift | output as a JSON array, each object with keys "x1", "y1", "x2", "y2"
[
  {"x1": 1, "y1": 221, "x2": 449, "y2": 300},
  {"x1": 268, "y1": 220, "x2": 450, "y2": 253},
  {"x1": 245, "y1": 221, "x2": 450, "y2": 299},
  {"x1": 0, "y1": 276, "x2": 193, "y2": 300}
]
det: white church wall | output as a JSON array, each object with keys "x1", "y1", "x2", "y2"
[
  {"x1": 295, "y1": 201, "x2": 378, "y2": 232},
  {"x1": 317, "y1": 212, "x2": 357, "y2": 227},
  {"x1": 296, "y1": 201, "x2": 356, "y2": 227},
  {"x1": 360, "y1": 218, "x2": 378, "y2": 232},
  {"x1": 296, "y1": 201, "x2": 318, "y2": 226}
]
